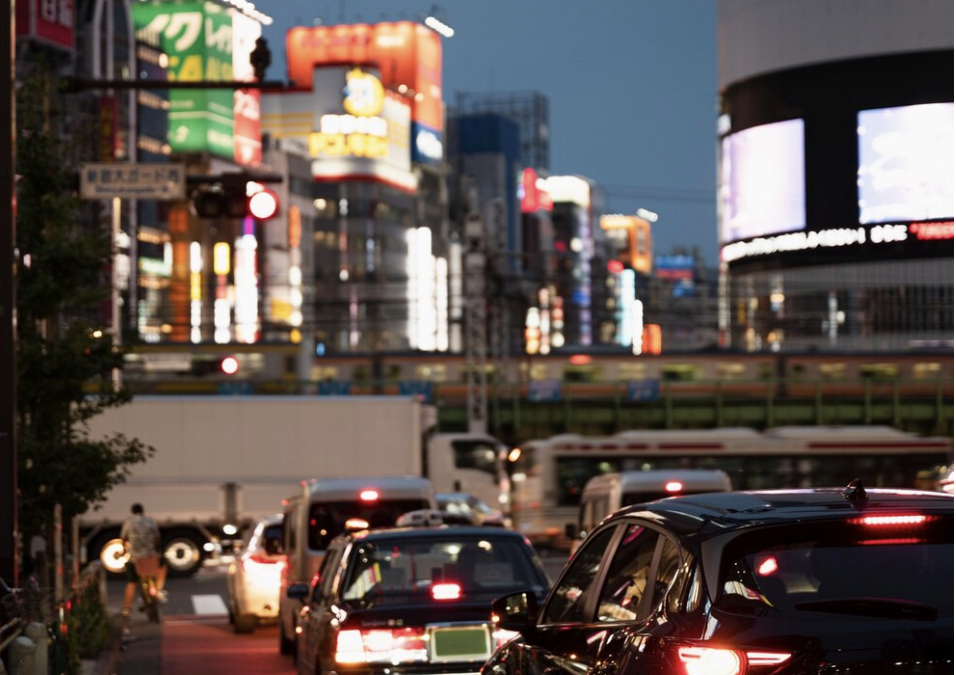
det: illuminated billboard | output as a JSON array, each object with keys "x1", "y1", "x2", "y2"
[
  {"x1": 262, "y1": 67, "x2": 414, "y2": 191},
  {"x1": 720, "y1": 119, "x2": 806, "y2": 244},
  {"x1": 285, "y1": 22, "x2": 444, "y2": 165},
  {"x1": 858, "y1": 102, "x2": 954, "y2": 225},
  {"x1": 600, "y1": 214, "x2": 652, "y2": 275},
  {"x1": 132, "y1": 1, "x2": 262, "y2": 165}
]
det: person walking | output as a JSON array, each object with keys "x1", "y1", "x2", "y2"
[{"x1": 120, "y1": 503, "x2": 168, "y2": 624}]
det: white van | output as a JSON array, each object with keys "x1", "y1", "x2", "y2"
[
  {"x1": 278, "y1": 475, "x2": 436, "y2": 655},
  {"x1": 568, "y1": 469, "x2": 733, "y2": 549}
]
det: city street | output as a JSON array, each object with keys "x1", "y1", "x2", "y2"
[{"x1": 101, "y1": 554, "x2": 569, "y2": 675}]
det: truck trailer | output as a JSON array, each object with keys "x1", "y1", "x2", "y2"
[{"x1": 80, "y1": 395, "x2": 509, "y2": 576}]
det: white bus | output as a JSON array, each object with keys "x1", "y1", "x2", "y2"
[{"x1": 510, "y1": 426, "x2": 953, "y2": 546}]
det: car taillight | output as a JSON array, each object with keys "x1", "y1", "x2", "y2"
[
  {"x1": 850, "y1": 514, "x2": 928, "y2": 526},
  {"x1": 677, "y1": 645, "x2": 790, "y2": 675},
  {"x1": 242, "y1": 554, "x2": 285, "y2": 578},
  {"x1": 431, "y1": 582, "x2": 462, "y2": 601},
  {"x1": 335, "y1": 627, "x2": 428, "y2": 664}
]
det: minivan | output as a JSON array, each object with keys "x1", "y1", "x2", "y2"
[{"x1": 277, "y1": 475, "x2": 436, "y2": 655}]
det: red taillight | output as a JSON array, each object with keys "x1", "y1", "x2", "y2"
[
  {"x1": 851, "y1": 514, "x2": 928, "y2": 526},
  {"x1": 677, "y1": 645, "x2": 790, "y2": 675},
  {"x1": 335, "y1": 627, "x2": 428, "y2": 664},
  {"x1": 665, "y1": 481, "x2": 684, "y2": 493},
  {"x1": 359, "y1": 489, "x2": 380, "y2": 502},
  {"x1": 242, "y1": 553, "x2": 285, "y2": 576},
  {"x1": 431, "y1": 582, "x2": 462, "y2": 601}
]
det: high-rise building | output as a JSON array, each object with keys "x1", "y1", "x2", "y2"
[{"x1": 717, "y1": 0, "x2": 954, "y2": 352}]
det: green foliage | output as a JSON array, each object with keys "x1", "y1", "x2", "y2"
[
  {"x1": 15, "y1": 68, "x2": 154, "y2": 542},
  {"x1": 71, "y1": 581, "x2": 113, "y2": 661}
]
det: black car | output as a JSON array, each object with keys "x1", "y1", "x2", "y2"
[
  {"x1": 485, "y1": 483, "x2": 953, "y2": 675},
  {"x1": 287, "y1": 521, "x2": 551, "y2": 675}
]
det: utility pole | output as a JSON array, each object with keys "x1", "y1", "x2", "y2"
[
  {"x1": 462, "y1": 179, "x2": 487, "y2": 434},
  {"x1": 1, "y1": 0, "x2": 18, "y2": 587}
]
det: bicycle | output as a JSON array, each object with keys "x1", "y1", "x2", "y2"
[{"x1": 133, "y1": 556, "x2": 162, "y2": 623}]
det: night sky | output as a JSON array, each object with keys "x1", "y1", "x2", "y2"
[{"x1": 261, "y1": 1, "x2": 719, "y2": 263}]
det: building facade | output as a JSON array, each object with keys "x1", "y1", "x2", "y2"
[{"x1": 716, "y1": 0, "x2": 954, "y2": 352}]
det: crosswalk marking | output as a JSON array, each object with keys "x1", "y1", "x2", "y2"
[{"x1": 192, "y1": 593, "x2": 229, "y2": 616}]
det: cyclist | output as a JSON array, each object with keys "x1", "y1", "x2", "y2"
[{"x1": 120, "y1": 503, "x2": 168, "y2": 622}]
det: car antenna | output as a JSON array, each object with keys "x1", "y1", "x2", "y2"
[{"x1": 842, "y1": 478, "x2": 868, "y2": 504}]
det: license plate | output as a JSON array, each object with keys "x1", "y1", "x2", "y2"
[{"x1": 430, "y1": 626, "x2": 491, "y2": 661}]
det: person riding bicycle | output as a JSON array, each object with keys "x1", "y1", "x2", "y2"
[{"x1": 120, "y1": 503, "x2": 168, "y2": 620}]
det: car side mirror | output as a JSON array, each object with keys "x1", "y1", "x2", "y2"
[
  {"x1": 286, "y1": 583, "x2": 310, "y2": 601},
  {"x1": 491, "y1": 591, "x2": 539, "y2": 636}
]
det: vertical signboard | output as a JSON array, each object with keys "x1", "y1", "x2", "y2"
[
  {"x1": 16, "y1": 0, "x2": 74, "y2": 51},
  {"x1": 132, "y1": 1, "x2": 261, "y2": 165}
]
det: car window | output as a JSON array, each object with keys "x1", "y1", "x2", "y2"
[
  {"x1": 542, "y1": 526, "x2": 617, "y2": 625},
  {"x1": 308, "y1": 499, "x2": 431, "y2": 550},
  {"x1": 314, "y1": 545, "x2": 344, "y2": 602},
  {"x1": 262, "y1": 524, "x2": 283, "y2": 555},
  {"x1": 338, "y1": 535, "x2": 547, "y2": 605},
  {"x1": 596, "y1": 524, "x2": 659, "y2": 622},
  {"x1": 717, "y1": 517, "x2": 954, "y2": 619}
]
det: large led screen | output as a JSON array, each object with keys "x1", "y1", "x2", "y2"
[
  {"x1": 857, "y1": 102, "x2": 954, "y2": 225},
  {"x1": 720, "y1": 119, "x2": 806, "y2": 244}
]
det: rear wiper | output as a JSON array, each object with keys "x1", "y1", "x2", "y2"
[{"x1": 794, "y1": 598, "x2": 938, "y2": 621}]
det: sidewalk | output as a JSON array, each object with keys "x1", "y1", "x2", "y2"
[{"x1": 82, "y1": 608, "x2": 162, "y2": 675}]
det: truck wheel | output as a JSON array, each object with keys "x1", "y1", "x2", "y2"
[
  {"x1": 161, "y1": 530, "x2": 205, "y2": 577},
  {"x1": 90, "y1": 533, "x2": 128, "y2": 576}
]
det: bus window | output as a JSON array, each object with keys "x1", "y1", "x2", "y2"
[
  {"x1": 618, "y1": 361, "x2": 647, "y2": 381},
  {"x1": 563, "y1": 364, "x2": 601, "y2": 382},
  {"x1": 415, "y1": 362, "x2": 447, "y2": 382}
]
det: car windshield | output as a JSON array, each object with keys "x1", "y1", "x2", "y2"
[
  {"x1": 308, "y1": 500, "x2": 431, "y2": 550},
  {"x1": 716, "y1": 516, "x2": 954, "y2": 619},
  {"x1": 340, "y1": 535, "x2": 547, "y2": 606}
]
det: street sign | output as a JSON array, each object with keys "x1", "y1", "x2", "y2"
[
  {"x1": 80, "y1": 163, "x2": 186, "y2": 200},
  {"x1": 528, "y1": 379, "x2": 563, "y2": 402},
  {"x1": 626, "y1": 378, "x2": 660, "y2": 402}
]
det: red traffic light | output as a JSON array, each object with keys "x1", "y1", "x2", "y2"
[
  {"x1": 248, "y1": 188, "x2": 279, "y2": 220},
  {"x1": 220, "y1": 356, "x2": 240, "y2": 375}
]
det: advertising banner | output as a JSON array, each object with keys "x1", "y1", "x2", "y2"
[
  {"x1": 262, "y1": 67, "x2": 415, "y2": 191},
  {"x1": 132, "y1": 1, "x2": 261, "y2": 164},
  {"x1": 16, "y1": 0, "x2": 74, "y2": 51},
  {"x1": 286, "y1": 21, "x2": 444, "y2": 164}
]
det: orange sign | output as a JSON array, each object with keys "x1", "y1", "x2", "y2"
[{"x1": 286, "y1": 21, "x2": 443, "y2": 132}]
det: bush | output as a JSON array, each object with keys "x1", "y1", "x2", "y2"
[{"x1": 71, "y1": 581, "x2": 112, "y2": 660}]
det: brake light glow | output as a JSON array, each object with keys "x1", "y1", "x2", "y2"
[
  {"x1": 677, "y1": 646, "x2": 791, "y2": 675},
  {"x1": 335, "y1": 627, "x2": 428, "y2": 664},
  {"x1": 852, "y1": 515, "x2": 927, "y2": 526},
  {"x1": 756, "y1": 556, "x2": 778, "y2": 576},
  {"x1": 359, "y1": 489, "x2": 380, "y2": 502},
  {"x1": 678, "y1": 647, "x2": 742, "y2": 675},
  {"x1": 431, "y1": 582, "x2": 462, "y2": 600},
  {"x1": 665, "y1": 481, "x2": 684, "y2": 493}
]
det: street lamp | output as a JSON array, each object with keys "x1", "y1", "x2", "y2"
[{"x1": 423, "y1": 7, "x2": 455, "y2": 37}]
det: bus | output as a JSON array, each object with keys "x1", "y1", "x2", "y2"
[{"x1": 510, "y1": 426, "x2": 953, "y2": 547}]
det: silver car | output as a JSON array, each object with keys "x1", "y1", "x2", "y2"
[{"x1": 227, "y1": 515, "x2": 285, "y2": 633}]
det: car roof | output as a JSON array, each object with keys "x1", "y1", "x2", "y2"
[
  {"x1": 609, "y1": 487, "x2": 954, "y2": 537},
  {"x1": 304, "y1": 475, "x2": 434, "y2": 500},
  {"x1": 342, "y1": 523, "x2": 530, "y2": 544}
]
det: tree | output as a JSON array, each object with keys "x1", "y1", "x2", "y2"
[{"x1": 15, "y1": 69, "x2": 153, "y2": 576}]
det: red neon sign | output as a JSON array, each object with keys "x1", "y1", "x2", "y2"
[{"x1": 909, "y1": 221, "x2": 954, "y2": 240}]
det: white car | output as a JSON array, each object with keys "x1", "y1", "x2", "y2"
[
  {"x1": 435, "y1": 491, "x2": 509, "y2": 527},
  {"x1": 227, "y1": 515, "x2": 284, "y2": 634}
]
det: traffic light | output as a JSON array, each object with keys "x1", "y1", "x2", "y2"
[{"x1": 191, "y1": 173, "x2": 280, "y2": 220}]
